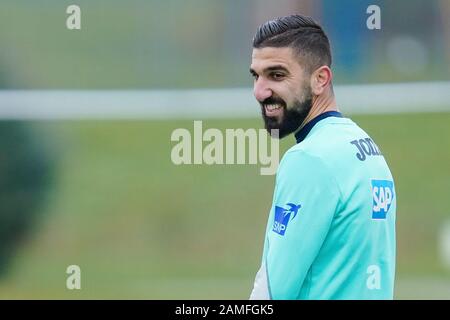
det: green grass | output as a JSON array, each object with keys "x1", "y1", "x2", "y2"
[{"x1": 0, "y1": 112, "x2": 449, "y2": 299}]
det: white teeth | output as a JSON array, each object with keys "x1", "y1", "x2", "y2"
[{"x1": 266, "y1": 104, "x2": 281, "y2": 111}]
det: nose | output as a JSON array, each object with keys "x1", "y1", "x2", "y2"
[{"x1": 253, "y1": 78, "x2": 272, "y2": 103}]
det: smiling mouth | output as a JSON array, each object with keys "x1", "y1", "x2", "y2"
[{"x1": 264, "y1": 103, "x2": 283, "y2": 116}]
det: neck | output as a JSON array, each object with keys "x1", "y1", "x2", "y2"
[{"x1": 300, "y1": 90, "x2": 338, "y2": 129}]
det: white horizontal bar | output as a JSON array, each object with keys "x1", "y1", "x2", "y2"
[{"x1": 0, "y1": 82, "x2": 448, "y2": 119}]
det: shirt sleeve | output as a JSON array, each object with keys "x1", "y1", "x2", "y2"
[{"x1": 265, "y1": 150, "x2": 341, "y2": 299}]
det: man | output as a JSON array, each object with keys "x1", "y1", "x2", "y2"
[{"x1": 249, "y1": 15, "x2": 396, "y2": 300}]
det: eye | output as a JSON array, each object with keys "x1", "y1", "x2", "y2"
[
  {"x1": 271, "y1": 72, "x2": 285, "y2": 81},
  {"x1": 251, "y1": 73, "x2": 259, "y2": 81}
]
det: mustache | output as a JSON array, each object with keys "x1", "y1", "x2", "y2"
[{"x1": 260, "y1": 97, "x2": 286, "y2": 107}]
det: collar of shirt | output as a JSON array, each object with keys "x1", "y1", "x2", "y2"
[{"x1": 294, "y1": 111, "x2": 343, "y2": 144}]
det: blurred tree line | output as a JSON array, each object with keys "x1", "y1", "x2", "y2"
[
  {"x1": 0, "y1": 0, "x2": 448, "y2": 89},
  {"x1": 0, "y1": 60, "x2": 54, "y2": 276}
]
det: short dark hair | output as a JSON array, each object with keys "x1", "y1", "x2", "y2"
[{"x1": 253, "y1": 15, "x2": 332, "y2": 74}]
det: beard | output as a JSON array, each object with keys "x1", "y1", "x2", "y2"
[{"x1": 260, "y1": 87, "x2": 313, "y2": 139}]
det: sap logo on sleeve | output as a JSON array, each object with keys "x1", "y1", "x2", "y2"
[
  {"x1": 371, "y1": 180, "x2": 394, "y2": 219},
  {"x1": 272, "y1": 203, "x2": 301, "y2": 235}
]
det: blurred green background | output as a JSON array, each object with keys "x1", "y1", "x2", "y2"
[
  {"x1": 0, "y1": 0, "x2": 449, "y2": 299},
  {"x1": 1, "y1": 114, "x2": 450, "y2": 299},
  {"x1": 1, "y1": 0, "x2": 449, "y2": 88}
]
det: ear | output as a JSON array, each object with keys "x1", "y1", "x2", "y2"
[{"x1": 310, "y1": 66, "x2": 332, "y2": 96}]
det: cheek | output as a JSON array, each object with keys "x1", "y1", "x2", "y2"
[
  {"x1": 281, "y1": 90, "x2": 299, "y2": 109},
  {"x1": 294, "y1": 82, "x2": 312, "y2": 101},
  {"x1": 271, "y1": 85, "x2": 292, "y2": 103},
  {"x1": 281, "y1": 80, "x2": 304, "y2": 101}
]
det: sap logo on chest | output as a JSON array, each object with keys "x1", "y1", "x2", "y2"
[
  {"x1": 371, "y1": 180, "x2": 394, "y2": 219},
  {"x1": 350, "y1": 138, "x2": 382, "y2": 161},
  {"x1": 272, "y1": 203, "x2": 301, "y2": 235}
]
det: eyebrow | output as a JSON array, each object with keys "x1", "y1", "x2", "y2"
[
  {"x1": 249, "y1": 65, "x2": 289, "y2": 76},
  {"x1": 265, "y1": 65, "x2": 289, "y2": 73}
]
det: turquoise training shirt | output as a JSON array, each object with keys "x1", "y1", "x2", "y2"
[{"x1": 250, "y1": 111, "x2": 396, "y2": 300}]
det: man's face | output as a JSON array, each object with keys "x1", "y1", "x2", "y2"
[{"x1": 250, "y1": 47, "x2": 313, "y2": 138}]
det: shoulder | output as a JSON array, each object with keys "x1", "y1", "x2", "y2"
[
  {"x1": 278, "y1": 146, "x2": 333, "y2": 181},
  {"x1": 277, "y1": 147, "x2": 341, "y2": 196},
  {"x1": 274, "y1": 148, "x2": 343, "y2": 214},
  {"x1": 284, "y1": 117, "x2": 366, "y2": 167},
  {"x1": 276, "y1": 118, "x2": 360, "y2": 195}
]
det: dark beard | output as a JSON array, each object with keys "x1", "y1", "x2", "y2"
[{"x1": 261, "y1": 94, "x2": 313, "y2": 139}]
